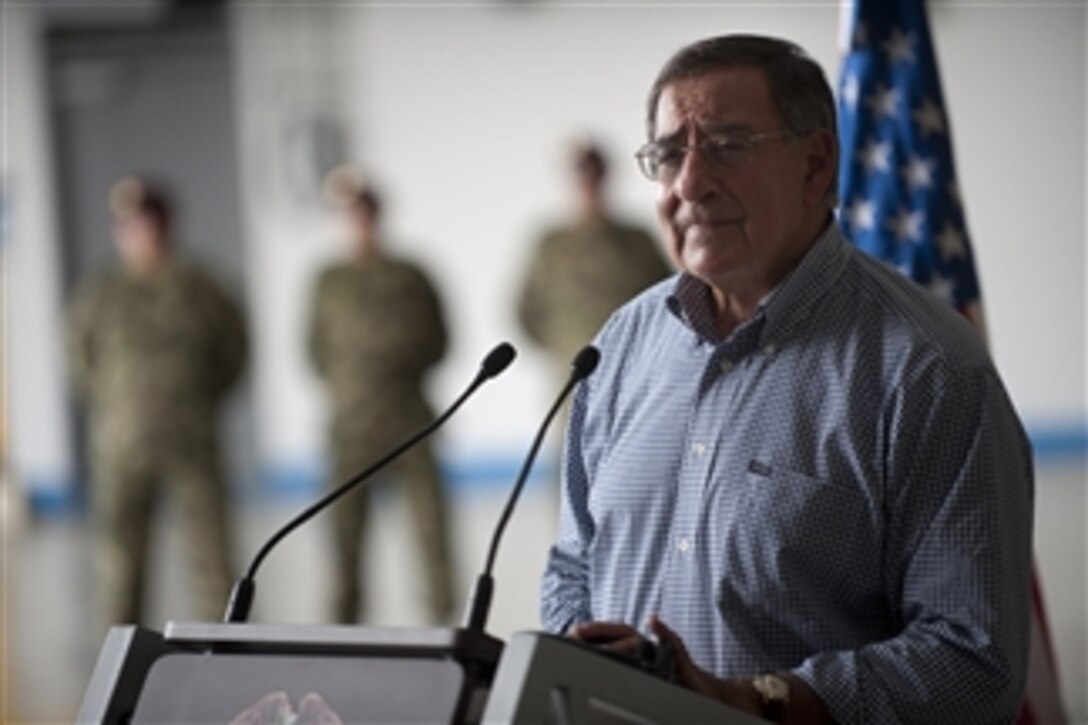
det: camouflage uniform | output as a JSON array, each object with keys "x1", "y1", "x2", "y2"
[
  {"x1": 67, "y1": 259, "x2": 247, "y2": 626},
  {"x1": 518, "y1": 217, "x2": 672, "y2": 371},
  {"x1": 308, "y1": 254, "x2": 453, "y2": 624}
]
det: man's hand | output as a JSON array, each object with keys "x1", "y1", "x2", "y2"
[
  {"x1": 566, "y1": 620, "x2": 647, "y2": 658},
  {"x1": 567, "y1": 617, "x2": 832, "y2": 723},
  {"x1": 650, "y1": 616, "x2": 835, "y2": 724},
  {"x1": 648, "y1": 616, "x2": 763, "y2": 715},
  {"x1": 566, "y1": 618, "x2": 761, "y2": 714}
]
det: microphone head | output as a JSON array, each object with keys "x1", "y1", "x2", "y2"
[
  {"x1": 480, "y1": 342, "x2": 517, "y2": 380},
  {"x1": 570, "y1": 345, "x2": 601, "y2": 381}
]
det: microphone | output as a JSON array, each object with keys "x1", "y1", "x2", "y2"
[
  {"x1": 224, "y1": 342, "x2": 517, "y2": 623},
  {"x1": 462, "y1": 345, "x2": 600, "y2": 633}
]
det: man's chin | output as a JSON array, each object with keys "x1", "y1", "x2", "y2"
[
  {"x1": 681, "y1": 256, "x2": 736, "y2": 287},
  {"x1": 680, "y1": 237, "x2": 739, "y2": 273},
  {"x1": 683, "y1": 222, "x2": 745, "y2": 248}
]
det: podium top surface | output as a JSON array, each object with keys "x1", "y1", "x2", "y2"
[{"x1": 163, "y1": 621, "x2": 503, "y2": 659}]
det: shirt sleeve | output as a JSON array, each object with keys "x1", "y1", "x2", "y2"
[
  {"x1": 65, "y1": 277, "x2": 102, "y2": 403},
  {"x1": 193, "y1": 269, "x2": 247, "y2": 400},
  {"x1": 516, "y1": 235, "x2": 553, "y2": 349},
  {"x1": 211, "y1": 279, "x2": 248, "y2": 399},
  {"x1": 540, "y1": 377, "x2": 597, "y2": 633},
  {"x1": 794, "y1": 357, "x2": 1034, "y2": 724},
  {"x1": 411, "y1": 267, "x2": 448, "y2": 372},
  {"x1": 307, "y1": 270, "x2": 331, "y2": 378}
]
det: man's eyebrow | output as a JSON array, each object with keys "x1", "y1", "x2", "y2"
[
  {"x1": 653, "y1": 121, "x2": 756, "y2": 144},
  {"x1": 652, "y1": 128, "x2": 687, "y2": 146},
  {"x1": 702, "y1": 121, "x2": 756, "y2": 135}
]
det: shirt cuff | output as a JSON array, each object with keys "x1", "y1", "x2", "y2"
[{"x1": 793, "y1": 651, "x2": 863, "y2": 725}]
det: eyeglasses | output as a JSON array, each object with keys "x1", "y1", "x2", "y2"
[{"x1": 634, "y1": 129, "x2": 792, "y2": 182}]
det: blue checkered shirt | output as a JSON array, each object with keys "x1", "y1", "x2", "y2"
[{"x1": 541, "y1": 223, "x2": 1033, "y2": 724}]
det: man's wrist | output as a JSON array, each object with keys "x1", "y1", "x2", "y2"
[
  {"x1": 710, "y1": 677, "x2": 764, "y2": 717},
  {"x1": 752, "y1": 671, "x2": 835, "y2": 725},
  {"x1": 751, "y1": 673, "x2": 790, "y2": 722}
]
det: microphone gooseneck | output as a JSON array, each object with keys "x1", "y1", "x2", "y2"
[
  {"x1": 462, "y1": 345, "x2": 600, "y2": 633},
  {"x1": 224, "y1": 342, "x2": 517, "y2": 623}
]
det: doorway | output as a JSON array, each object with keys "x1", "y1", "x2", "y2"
[{"x1": 47, "y1": 4, "x2": 256, "y2": 505}]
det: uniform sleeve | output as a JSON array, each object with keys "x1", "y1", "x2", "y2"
[
  {"x1": 413, "y1": 267, "x2": 448, "y2": 370},
  {"x1": 203, "y1": 274, "x2": 248, "y2": 399},
  {"x1": 630, "y1": 228, "x2": 673, "y2": 288},
  {"x1": 307, "y1": 270, "x2": 331, "y2": 378},
  {"x1": 65, "y1": 276, "x2": 103, "y2": 403},
  {"x1": 516, "y1": 235, "x2": 552, "y2": 348},
  {"x1": 540, "y1": 377, "x2": 596, "y2": 633},
  {"x1": 794, "y1": 359, "x2": 1034, "y2": 724}
]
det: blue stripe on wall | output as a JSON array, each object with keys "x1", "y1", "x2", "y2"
[
  {"x1": 23, "y1": 422, "x2": 1086, "y2": 517},
  {"x1": 1027, "y1": 424, "x2": 1088, "y2": 460},
  {"x1": 24, "y1": 480, "x2": 85, "y2": 517},
  {"x1": 238, "y1": 454, "x2": 558, "y2": 502}
]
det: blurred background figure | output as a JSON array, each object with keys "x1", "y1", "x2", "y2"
[
  {"x1": 66, "y1": 176, "x2": 248, "y2": 628},
  {"x1": 516, "y1": 138, "x2": 673, "y2": 375},
  {"x1": 308, "y1": 167, "x2": 454, "y2": 625}
]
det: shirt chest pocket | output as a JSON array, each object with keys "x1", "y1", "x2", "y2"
[{"x1": 720, "y1": 461, "x2": 879, "y2": 597}]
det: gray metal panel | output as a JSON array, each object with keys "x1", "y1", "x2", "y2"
[
  {"x1": 482, "y1": 631, "x2": 766, "y2": 725},
  {"x1": 163, "y1": 621, "x2": 504, "y2": 660},
  {"x1": 79, "y1": 622, "x2": 503, "y2": 724},
  {"x1": 49, "y1": 12, "x2": 245, "y2": 285},
  {"x1": 131, "y1": 652, "x2": 467, "y2": 723},
  {"x1": 76, "y1": 626, "x2": 181, "y2": 724}
]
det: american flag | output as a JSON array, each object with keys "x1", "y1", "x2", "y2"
[{"x1": 837, "y1": 1, "x2": 1066, "y2": 723}]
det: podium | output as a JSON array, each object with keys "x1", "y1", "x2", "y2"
[
  {"x1": 79, "y1": 624, "x2": 763, "y2": 724},
  {"x1": 77, "y1": 622, "x2": 502, "y2": 724},
  {"x1": 483, "y1": 631, "x2": 766, "y2": 724}
]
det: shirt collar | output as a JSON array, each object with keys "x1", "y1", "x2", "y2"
[{"x1": 666, "y1": 221, "x2": 851, "y2": 350}]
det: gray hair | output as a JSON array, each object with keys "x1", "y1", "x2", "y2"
[{"x1": 646, "y1": 35, "x2": 839, "y2": 206}]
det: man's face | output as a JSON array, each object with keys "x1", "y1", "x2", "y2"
[
  {"x1": 652, "y1": 67, "x2": 833, "y2": 302},
  {"x1": 113, "y1": 211, "x2": 166, "y2": 271},
  {"x1": 346, "y1": 202, "x2": 378, "y2": 241}
]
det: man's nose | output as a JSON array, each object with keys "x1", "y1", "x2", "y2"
[{"x1": 672, "y1": 145, "x2": 719, "y2": 202}]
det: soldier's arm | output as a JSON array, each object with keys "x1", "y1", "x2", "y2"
[
  {"x1": 218, "y1": 285, "x2": 249, "y2": 395},
  {"x1": 307, "y1": 271, "x2": 332, "y2": 378},
  {"x1": 65, "y1": 276, "x2": 103, "y2": 403},
  {"x1": 515, "y1": 235, "x2": 553, "y2": 347},
  {"x1": 201, "y1": 271, "x2": 248, "y2": 398},
  {"x1": 414, "y1": 267, "x2": 448, "y2": 369},
  {"x1": 632, "y1": 227, "x2": 673, "y2": 285}
]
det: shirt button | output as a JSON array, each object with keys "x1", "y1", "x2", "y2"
[
  {"x1": 677, "y1": 538, "x2": 691, "y2": 553},
  {"x1": 720, "y1": 360, "x2": 733, "y2": 373},
  {"x1": 691, "y1": 442, "x2": 707, "y2": 457},
  {"x1": 764, "y1": 343, "x2": 778, "y2": 356}
]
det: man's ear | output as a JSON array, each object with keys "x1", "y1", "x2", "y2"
[{"x1": 803, "y1": 128, "x2": 838, "y2": 206}]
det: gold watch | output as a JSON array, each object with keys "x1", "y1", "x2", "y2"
[{"x1": 751, "y1": 673, "x2": 790, "y2": 722}]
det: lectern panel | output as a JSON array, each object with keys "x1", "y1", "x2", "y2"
[
  {"x1": 132, "y1": 653, "x2": 464, "y2": 723},
  {"x1": 78, "y1": 623, "x2": 503, "y2": 724},
  {"x1": 482, "y1": 632, "x2": 766, "y2": 725}
]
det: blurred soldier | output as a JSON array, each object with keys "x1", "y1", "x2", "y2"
[
  {"x1": 517, "y1": 140, "x2": 672, "y2": 372},
  {"x1": 67, "y1": 177, "x2": 247, "y2": 626},
  {"x1": 308, "y1": 170, "x2": 453, "y2": 624}
]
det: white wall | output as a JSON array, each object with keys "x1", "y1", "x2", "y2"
[
  {"x1": 343, "y1": 4, "x2": 860, "y2": 453},
  {"x1": 3, "y1": 3, "x2": 75, "y2": 503},
  {"x1": 242, "y1": 2, "x2": 1083, "y2": 472},
  {"x1": 933, "y1": 3, "x2": 1086, "y2": 429},
  {"x1": 231, "y1": 5, "x2": 352, "y2": 481},
  {"x1": 6, "y1": 0, "x2": 1082, "y2": 515}
]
